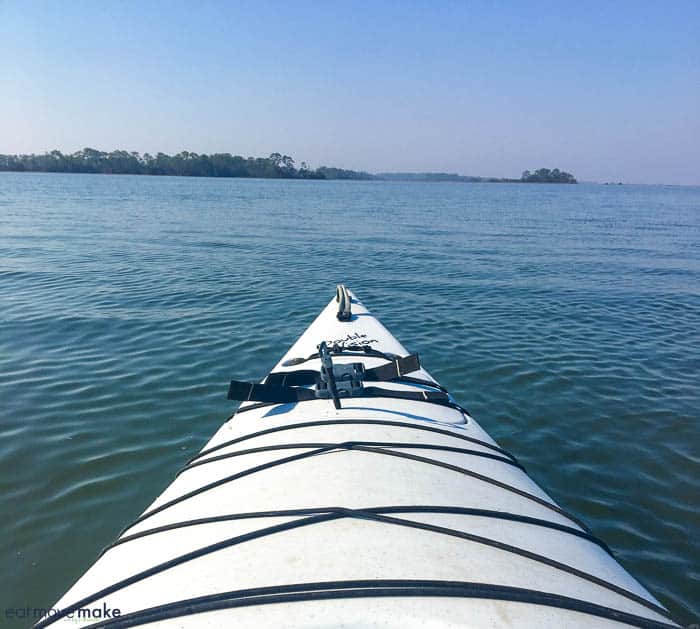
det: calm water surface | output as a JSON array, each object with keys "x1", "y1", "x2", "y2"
[{"x1": 1, "y1": 173, "x2": 698, "y2": 625}]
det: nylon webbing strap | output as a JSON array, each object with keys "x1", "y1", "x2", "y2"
[
  {"x1": 265, "y1": 370, "x2": 319, "y2": 387},
  {"x1": 227, "y1": 381, "x2": 316, "y2": 404},
  {"x1": 363, "y1": 387, "x2": 449, "y2": 403},
  {"x1": 266, "y1": 354, "x2": 421, "y2": 387},
  {"x1": 368, "y1": 354, "x2": 420, "y2": 381},
  {"x1": 227, "y1": 380, "x2": 449, "y2": 406}
]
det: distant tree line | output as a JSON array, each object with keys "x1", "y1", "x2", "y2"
[
  {"x1": 0, "y1": 149, "x2": 331, "y2": 179},
  {"x1": 315, "y1": 166, "x2": 374, "y2": 180},
  {"x1": 378, "y1": 171, "x2": 577, "y2": 183},
  {"x1": 0, "y1": 149, "x2": 577, "y2": 183},
  {"x1": 521, "y1": 168, "x2": 577, "y2": 183}
]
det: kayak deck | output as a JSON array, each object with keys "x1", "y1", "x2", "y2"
[{"x1": 39, "y1": 289, "x2": 676, "y2": 628}]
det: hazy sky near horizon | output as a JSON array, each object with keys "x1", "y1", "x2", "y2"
[{"x1": 1, "y1": 1, "x2": 698, "y2": 184}]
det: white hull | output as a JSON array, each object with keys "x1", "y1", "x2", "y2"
[{"x1": 39, "y1": 289, "x2": 676, "y2": 628}]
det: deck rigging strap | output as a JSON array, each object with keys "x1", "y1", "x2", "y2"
[
  {"x1": 227, "y1": 380, "x2": 452, "y2": 406},
  {"x1": 266, "y1": 353, "x2": 421, "y2": 387},
  {"x1": 227, "y1": 381, "x2": 316, "y2": 404},
  {"x1": 230, "y1": 344, "x2": 458, "y2": 411}
]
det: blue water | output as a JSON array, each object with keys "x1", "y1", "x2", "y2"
[{"x1": 1, "y1": 172, "x2": 698, "y2": 625}]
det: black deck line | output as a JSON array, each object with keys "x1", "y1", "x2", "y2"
[
  {"x1": 38, "y1": 508, "x2": 672, "y2": 628},
  {"x1": 102, "y1": 505, "x2": 611, "y2": 557},
  {"x1": 189, "y1": 419, "x2": 516, "y2": 463},
  {"x1": 83, "y1": 581, "x2": 677, "y2": 629},
  {"x1": 179, "y1": 440, "x2": 524, "y2": 475},
  {"x1": 124, "y1": 442, "x2": 587, "y2": 535}
]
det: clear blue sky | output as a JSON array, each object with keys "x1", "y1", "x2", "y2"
[{"x1": 1, "y1": 1, "x2": 698, "y2": 184}]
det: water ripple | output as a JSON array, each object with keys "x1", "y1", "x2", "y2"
[{"x1": 1, "y1": 173, "x2": 698, "y2": 625}]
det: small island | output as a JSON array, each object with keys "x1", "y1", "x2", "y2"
[
  {"x1": 520, "y1": 168, "x2": 577, "y2": 184},
  {"x1": 0, "y1": 149, "x2": 577, "y2": 183}
]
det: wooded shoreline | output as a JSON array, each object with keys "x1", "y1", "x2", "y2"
[{"x1": 0, "y1": 149, "x2": 577, "y2": 183}]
